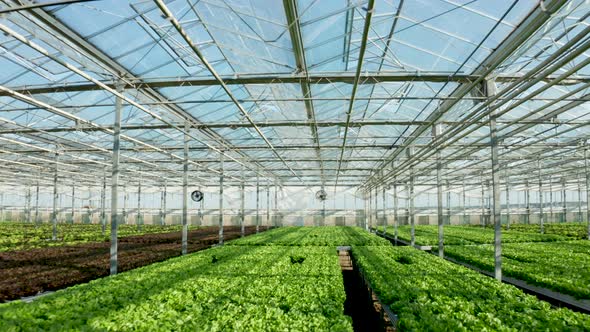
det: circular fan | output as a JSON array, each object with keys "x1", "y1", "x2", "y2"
[
  {"x1": 315, "y1": 189, "x2": 327, "y2": 201},
  {"x1": 190, "y1": 190, "x2": 204, "y2": 202}
]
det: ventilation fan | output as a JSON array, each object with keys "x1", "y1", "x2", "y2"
[
  {"x1": 315, "y1": 189, "x2": 327, "y2": 201},
  {"x1": 191, "y1": 190, "x2": 204, "y2": 202}
]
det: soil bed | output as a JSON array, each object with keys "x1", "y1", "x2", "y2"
[{"x1": 0, "y1": 226, "x2": 266, "y2": 301}]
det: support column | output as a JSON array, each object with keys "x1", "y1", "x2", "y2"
[
  {"x1": 240, "y1": 175, "x2": 245, "y2": 237},
  {"x1": 274, "y1": 184, "x2": 278, "y2": 227},
  {"x1": 137, "y1": 181, "x2": 142, "y2": 231},
  {"x1": 34, "y1": 182, "x2": 40, "y2": 224},
  {"x1": 562, "y1": 178, "x2": 567, "y2": 223},
  {"x1": 374, "y1": 187, "x2": 378, "y2": 231},
  {"x1": 109, "y1": 83, "x2": 123, "y2": 275},
  {"x1": 52, "y1": 152, "x2": 59, "y2": 241},
  {"x1": 160, "y1": 182, "x2": 166, "y2": 226},
  {"x1": 480, "y1": 175, "x2": 485, "y2": 227},
  {"x1": 0, "y1": 193, "x2": 3, "y2": 222},
  {"x1": 26, "y1": 186, "x2": 32, "y2": 223},
  {"x1": 407, "y1": 148, "x2": 415, "y2": 246},
  {"x1": 585, "y1": 148, "x2": 590, "y2": 240},
  {"x1": 71, "y1": 186, "x2": 75, "y2": 225},
  {"x1": 182, "y1": 122, "x2": 189, "y2": 254},
  {"x1": 368, "y1": 189, "x2": 373, "y2": 230},
  {"x1": 446, "y1": 182, "x2": 451, "y2": 225},
  {"x1": 505, "y1": 172, "x2": 510, "y2": 229},
  {"x1": 488, "y1": 79, "x2": 502, "y2": 281},
  {"x1": 123, "y1": 186, "x2": 128, "y2": 224},
  {"x1": 101, "y1": 173, "x2": 106, "y2": 232},
  {"x1": 219, "y1": 153, "x2": 224, "y2": 245},
  {"x1": 393, "y1": 181, "x2": 398, "y2": 242},
  {"x1": 266, "y1": 182, "x2": 270, "y2": 228},
  {"x1": 434, "y1": 124, "x2": 444, "y2": 257},
  {"x1": 382, "y1": 186, "x2": 386, "y2": 235},
  {"x1": 462, "y1": 179, "x2": 467, "y2": 225},
  {"x1": 525, "y1": 181, "x2": 530, "y2": 224},
  {"x1": 364, "y1": 196, "x2": 369, "y2": 231},
  {"x1": 162, "y1": 182, "x2": 167, "y2": 225},
  {"x1": 538, "y1": 160, "x2": 544, "y2": 234},
  {"x1": 549, "y1": 177, "x2": 554, "y2": 222},
  {"x1": 256, "y1": 176, "x2": 260, "y2": 233},
  {"x1": 578, "y1": 174, "x2": 582, "y2": 222}
]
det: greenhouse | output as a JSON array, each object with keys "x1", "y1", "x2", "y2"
[{"x1": 0, "y1": 0, "x2": 589, "y2": 330}]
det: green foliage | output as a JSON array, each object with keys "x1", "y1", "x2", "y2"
[
  {"x1": 445, "y1": 241, "x2": 590, "y2": 299},
  {"x1": 228, "y1": 226, "x2": 390, "y2": 246},
  {"x1": 391, "y1": 225, "x2": 570, "y2": 246},
  {"x1": 0, "y1": 246, "x2": 352, "y2": 331},
  {"x1": 503, "y1": 223, "x2": 589, "y2": 240},
  {"x1": 352, "y1": 246, "x2": 590, "y2": 331},
  {"x1": 0, "y1": 222, "x2": 183, "y2": 252}
]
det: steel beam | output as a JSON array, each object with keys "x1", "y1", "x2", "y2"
[
  {"x1": 182, "y1": 122, "x2": 189, "y2": 254},
  {"x1": 109, "y1": 84, "x2": 122, "y2": 275},
  {"x1": 219, "y1": 153, "x2": 224, "y2": 245}
]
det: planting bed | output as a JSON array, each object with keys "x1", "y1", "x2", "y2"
[
  {"x1": 229, "y1": 226, "x2": 390, "y2": 246},
  {"x1": 0, "y1": 226, "x2": 266, "y2": 301},
  {"x1": 445, "y1": 240, "x2": 590, "y2": 299},
  {"x1": 0, "y1": 245, "x2": 352, "y2": 331},
  {"x1": 352, "y1": 245, "x2": 590, "y2": 330},
  {"x1": 0, "y1": 223, "x2": 185, "y2": 252},
  {"x1": 391, "y1": 225, "x2": 570, "y2": 246}
]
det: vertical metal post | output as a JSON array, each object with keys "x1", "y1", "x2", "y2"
[
  {"x1": 487, "y1": 79, "x2": 502, "y2": 281},
  {"x1": 368, "y1": 188, "x2": 373, "y2": 230},
  {"x1": 407, "y1": 148, "x2": 415, "y2": 246},
  {"x1": 109, "y1": 83, "x2": 123, "y2": 275},
  {"x1": 322, "y1": 197, "x2": 326, "y2": 227},
  {"x1": 525, "y1": 181, "x2": 530, "y2": 224},
  {"x1": 162, "y1": 182, "x2": 167, "y2": 225},
  {"x1": 585, "y1": 148, "x2": 590, "y2": 240},
  {"x1": 382, "y1": 186, "x2": 386, "y2": 235},
  {"x1": 0, "y1": 193, "x2": 3, "y2": 222},
  {"x1": 52, "y1": 152, "x2": 59, "y2": 241},
  {"x1": 364, "y1": 196, "x2": 369, "y2": 231},
  {"x1": 70, "y1": 186, "x2": 75, "y2": 225},
  {"x1": 123, "y1": 186, "x2": 128, "y2": 225},
  {"x1": 274, "y1": 184, "x2": 278, "y2": 227},
  {"x1": 578, "y1": 174, "x2": 582, "y2": 223},
  {"x1": 240, "y1": 174, "x2": 245, "y2": 237},
  {"x1": 137, "y1": 181, "x2": 142, "y2": 231},
  {"x1": 547, "y1": 175, "x2": 555, "y2": 222},
  {"x1": 182, "y1": 122, "x2": 189, "y2": 254},
  {"x1": 26, "y1": 186, "x2": 31, "y2": 223},
  {"x1": 462, "y1": 179, "x2": 467, "y2": 225},
  {"x1": 219, "y1": 153, "x2": 224, "y2": 245},
  {"x1": 538, "y1": 160, "x2": 544, "y2": 234},
  {"x1": 434, "y1": 125, "x2": 444, "y2": 257},
  {"x1": 34, "y1": 181, "x2": 40, "y2": 224},
  {"x1": 446, "y1": 182, "x2": 451, "y2": 224},
  {"x1": 101, "y1": 171, "x2": 106, "y2": 232},
  {"x1": 266, "y1": 182, "x2": 270, "y2": 227},
  {"x1": 256, "y1": 176, "x2": 260, "y2": 233},
  {"x1": 562, "y1": 178, "x2": 567, "y2": 223},
  {"x1": 505, "y1": 173, "x2": 510, "y2": 229},
  {"x1": 393, "y1": 181, "x2": 398, "y2": 242},
  {"x1": 481, "y1": 176, "x2": 485, "y2": 227},
  {"x1": 375, "y1": 187, "x2": 379, "y2": 231}
]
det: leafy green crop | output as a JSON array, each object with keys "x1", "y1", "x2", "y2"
[
  {"x1": 0, "y1": 245, "x2": 352, "y2": 331},
  {"x1": 445, "y1": 241, "x2": 590, "y2": 299},
  {"x1": 228, "y1": 226, "x2": 389, "y2": 246},
  {"x1": 0, "y1": 222, "x2": 184, "y2": 252},
  {"x1": 352, "y1": 245, "x2": 590, "y2": 331},
  {"x1": 390, "y1": 225, "x2": 570, "y2": 246},
  {"x1": 499, "y1": 223, "x2": 589, "y2": 240}
]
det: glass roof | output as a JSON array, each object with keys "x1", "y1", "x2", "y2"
[{"x1": 0, "y1": 0, "x2": 588, "y2": 196}]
